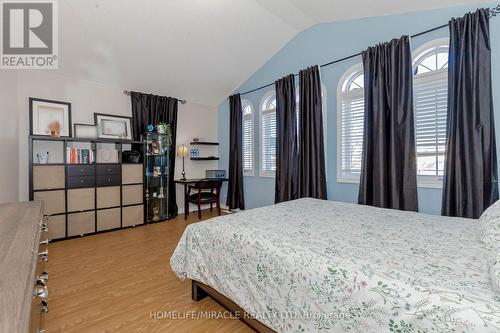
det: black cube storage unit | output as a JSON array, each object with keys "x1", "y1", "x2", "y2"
[{"x1": 29, "y1": 135, "x2": 146, "y2": 241}]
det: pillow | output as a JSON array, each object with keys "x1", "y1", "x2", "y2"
[
  {"x1": 489, "y1": 249, "x2": 500, "y2": 294},
  {"x1": 479, "y1": 200, "x2": 500, "y2": 248}
]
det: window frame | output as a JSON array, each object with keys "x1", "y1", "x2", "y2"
[
  {"x1": 259, "y1": 91, "x2": 277, "y2": 177},
  {"x1": 241, "y1": 99, "x2": 254, "y2": 177},
  {"x1": 413, "y1": 38, "x2": 449, "y2": 189},
  {"x1": 336, "y1": 63, "x2": 364, "y2": 184}
]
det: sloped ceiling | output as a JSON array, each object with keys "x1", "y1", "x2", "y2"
[{"x1": 57, "y1": 0, "x2": 488, "y2": 105}]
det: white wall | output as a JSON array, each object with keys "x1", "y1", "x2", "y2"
[
  {"x1": 175, "y1": 102, "x2": 219, "y2": 213},
  {"x1": 17, "y1": 71, "x2": 130, "y2": 201},
  {"x1": 0, "y1": 71, "x2": 19, "y2": 203},
  {"x1": 13, "y1": 71, "x2": 218, "y2": 213}
]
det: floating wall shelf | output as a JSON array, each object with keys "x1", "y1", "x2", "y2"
[
  {"x1": 190, "y1": 157, "x2": 219, "y2": 161},
  {"x1": 190, "y1": 141, "x2": 219, "y2": 146}
]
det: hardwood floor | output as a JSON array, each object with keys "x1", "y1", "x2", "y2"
[{"x1": 45, "y1": 211, "x2": 254, "y2": 333}]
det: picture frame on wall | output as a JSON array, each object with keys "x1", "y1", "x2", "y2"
[
  {"x1": 74, "y1": 123, "x2": 98, "y2": 139},
  {"x1": 94, "y1": 113, "x2": 132, "y2": 140},
  {"x1": 30, "y1": 98, "x2": 72, "y2": 137}
]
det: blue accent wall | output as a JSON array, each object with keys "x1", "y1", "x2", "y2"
[{"x1": 219, "y1": 2, "x2": 500, "y2": 214}]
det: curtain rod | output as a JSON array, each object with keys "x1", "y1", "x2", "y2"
[
  {"x1": 239, "y1": 4, "x2": 500, "y2": 97},
  {"x1": 123, "y1": 90, "x2": 187, "y2": 104}
]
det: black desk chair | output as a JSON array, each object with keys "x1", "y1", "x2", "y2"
[{"x1": 187, "y1": 179, "x2": 223, "y2": 219}]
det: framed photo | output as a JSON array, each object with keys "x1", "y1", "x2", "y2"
[
  {"x1": 30, "y1": 98, "x2": 72, "y2": 137},
  {"x1": 94, "y1": 113, "x2": 132, "y2": 140},
  {"x1": 74, "y1": 123, "x2": 98, "y2": 139}
]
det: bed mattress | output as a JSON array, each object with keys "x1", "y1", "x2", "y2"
[{"x1": 171, "y1": 198, "x2": 500, "y2": 332}]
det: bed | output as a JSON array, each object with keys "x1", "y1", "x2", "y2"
[{"x1": 170, "y1": 198, "x2": 500, "y2": 332}]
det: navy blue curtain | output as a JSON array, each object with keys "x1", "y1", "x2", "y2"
[
  {"x1": 226, "y1": 94, "x2": 245, "y2": 210},
  {"x1": 358, "y1": 36, "x2": 418, "y2": 211},
  {"x1": 442, "y1": 9, "x2": 498, "y2": 218},
  {"x1": 297, "y1": 65, "x2": 327, "y2": 199},
  {"x1": 275, "y1": 74, "x2": 298, "y2": 203},
  {"x1": 130, "y1": 92, "x2": 178, "y2": 217}
]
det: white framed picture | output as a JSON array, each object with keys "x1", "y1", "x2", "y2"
[
  {"x1": 30, "y1": 98, "x2": 72, "y2": 137},
  {"x1": 74, "y1": 123, "x2": 98, "y2": 139},
  {"x1": 94, "y1": 113, "x2": 132, "y2": 140},
  {"x1": 96, "y1": 149, "x2": 119, "y2": 163}
]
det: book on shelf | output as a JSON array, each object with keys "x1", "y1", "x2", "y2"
[{"x1": 66, "y1": 147, "x2": 94, "y2": 164}]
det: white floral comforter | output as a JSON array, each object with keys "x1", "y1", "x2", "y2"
[{"x1": 170, "y1": 198, "x2": 500, "y2": 332}]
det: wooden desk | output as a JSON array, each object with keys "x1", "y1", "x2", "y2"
[{"x1": 174, "y1": 178, "x2": 229, "y2": 219}]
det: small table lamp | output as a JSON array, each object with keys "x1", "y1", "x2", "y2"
[{"x1": 177, "y1": 144, "x2": 189, "y2": 180}]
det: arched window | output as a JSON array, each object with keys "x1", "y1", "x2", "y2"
[
  {"x1": 260, "y1": 91, "x2": 277, "y2": 176},
  {"x1": 337, "y1": 64, "x2": 364, "y2": 183},
  {"x1": 241, "y1": 100, "x2": 254, "y2": 176},
  {"x1": 259, "y1": 86, "x2": 327, "y2": 178},
  {"x1": 413, "y1": 38, "x2": 449, "y2": 187},
  {"x1": 336, "y1": 39, "x2": 449, "y2": 187}
]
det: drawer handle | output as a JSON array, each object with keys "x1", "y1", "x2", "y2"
[
  {"x1": 40, "y1": 239, "x2": 49, "y2": 245},
  {"x1": 41, "y1": 223, "x2": 48, "y2": 232},
  {"x1": 37, "y1": 271, "x2": 49, "y2": 286},
  {"x1": 107, "y1": 168, "x2": 111, "y2": 172},
  {"x1": 34, "y1": 286, "x2": 48, "y2": 300},
  {"x1": 38, "y1": 249, "x2": 49, "y2": 262},
  {"x1": 107, "y1": 178, "x2": 111, "y2": 182},
  {"x1": 41, "y1": 300, "x2": 49, "y2": 313}
]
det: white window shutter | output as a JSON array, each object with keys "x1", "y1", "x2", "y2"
[
  {"x1": 260, "y1": 109, "x2": 277, "y2": 175},
  {"x1": 414, "y1": 71, "x2": 447, "y2": 178},
  {"x1": 339, "y1": 93, "x2": 364, "y2": 179},
  {"x1": 242, "y1": 113, "x2": 253, "y2": 174}
]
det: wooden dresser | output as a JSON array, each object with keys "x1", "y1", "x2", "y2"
[{"x1": 0, "y1": 201, "x2": 48, "y2": 333}]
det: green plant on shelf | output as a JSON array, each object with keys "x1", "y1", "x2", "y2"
[{"x1": 157, "y1": 123, "x2": 172, "y2": 153}]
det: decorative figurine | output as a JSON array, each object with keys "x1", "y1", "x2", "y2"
[
  {"x1": 151, "y1": 141, "x2": 159, "y2": 155},
  {"x1": 48, "y1": 120, "x2": 61, "y2": 137},
  {"x1": 36, "y1": 152, "x2": 49, "y2": 164},
  {"x1": 146, "y1": 124, "x2": 154, "y2": 132},
  {"x1": 152, "y1": 207, "x2": 160, "y2": 221},
  {"x1": 153, "y1": 166, "x2": 161, "y2": 177},
  {"x1": 158, "y1": 186, "x2": 164, "y2": 199}
]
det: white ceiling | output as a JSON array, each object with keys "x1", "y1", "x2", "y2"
[{"x1": 58, "y1": 0, "x2": 488, "y2": 106}]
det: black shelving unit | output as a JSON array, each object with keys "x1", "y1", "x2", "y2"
[
  {"x1": 144, "y1": 132, "x2": 170, "y2": 223},
  {"x1": 29, "y1": 135, "x2": 146, "y2": 242}
]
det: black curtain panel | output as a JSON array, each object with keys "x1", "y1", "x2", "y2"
[
  {"x1": 226, "y1": 94, "x2": 245, "y2": 210},
  {"x1": 442, "y1": 9, "x2": 498, "y2": 219},
  {"x1": 358, "y1": 36, "x2": 418, "y2": 211},
  {"x1": 130, "y1": 92, "x2": 178, "y2": 217},
  {"x1": 297, "y1": 65, "x2": 327, "y2": 200},
  {"x1": 275, "y1": 74, "x2": 298, "y2": 203}
]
